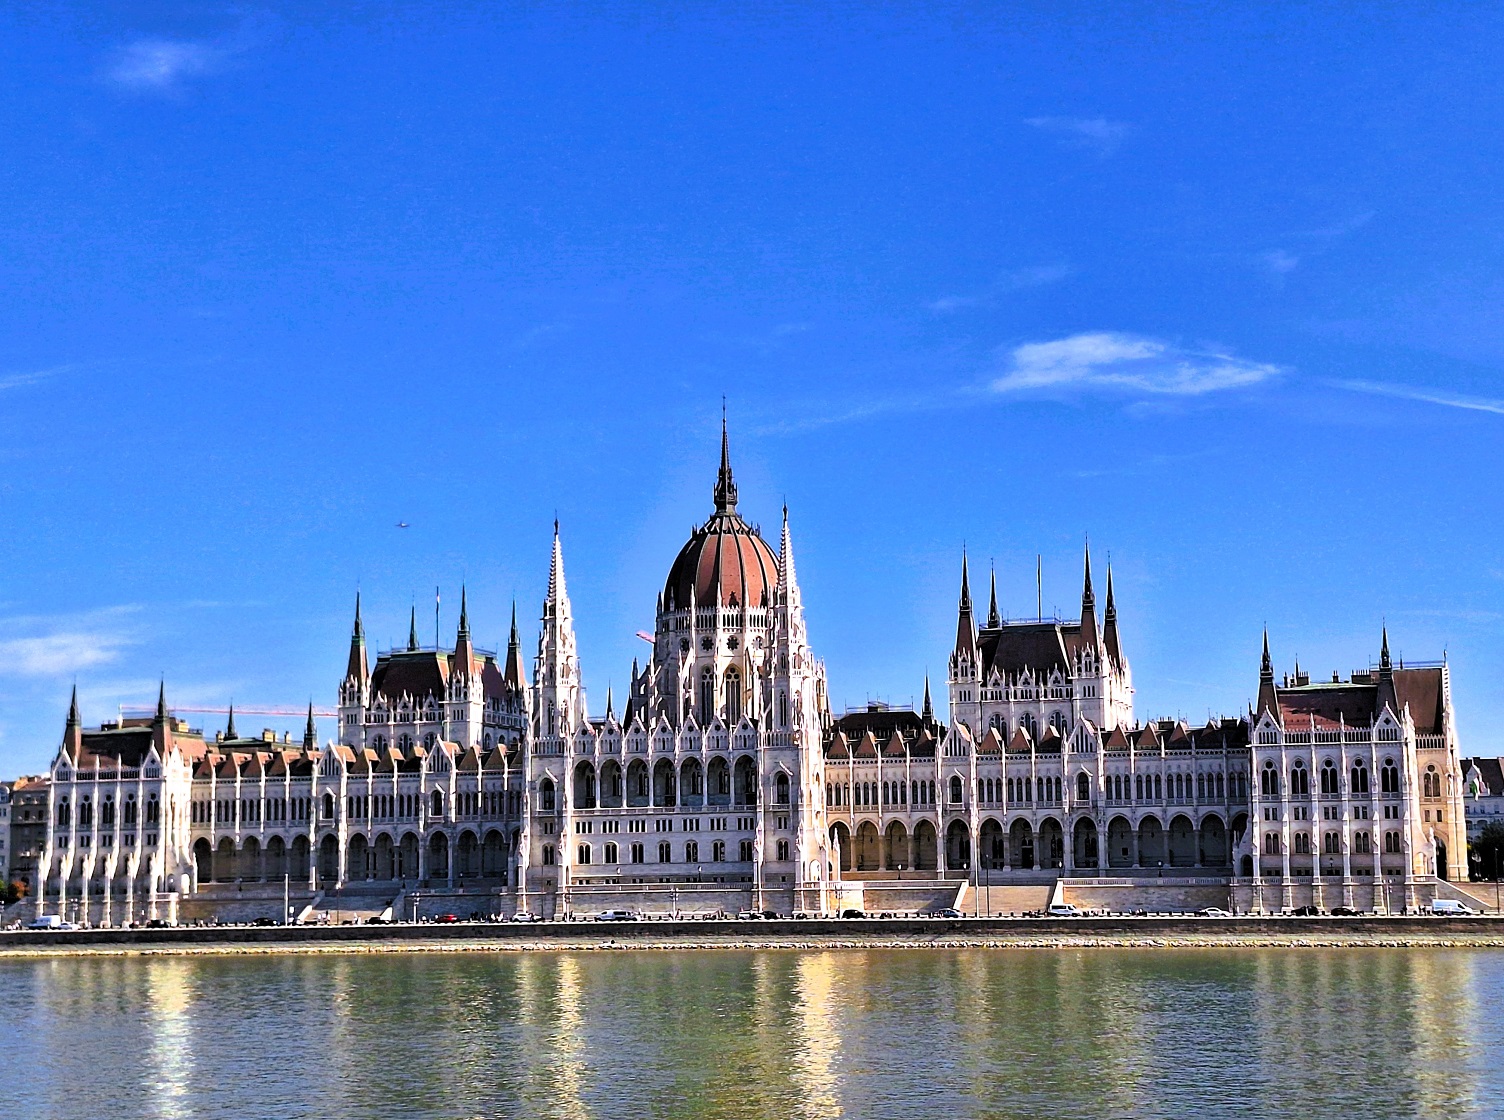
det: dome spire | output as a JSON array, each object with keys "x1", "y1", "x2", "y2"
[{"x1": 714, "y1": 406, "x2": 738, "y2": 513}]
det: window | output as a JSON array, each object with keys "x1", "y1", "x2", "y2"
[
  {"x1": 776, "y1": 772, "x2": 790, "y2": 805},
  {"x1": 1356, "y1": 831, "x2": 1372, "y2": 855},
  {"x1": 1291, "y1": 761, "x2": 1309, "y2": 797},
  {"x1": 712, "y1": 840, "x2": 726, "y2": 861},
  {"x1": 1261, "y1": 762, "x2": 1278, "y2": 797},
  {"x1": 431, "y1": 789, "x2": 444, "y2": 817},
  {"x1": 1293, "y1": 832, "x2": 1310, "y2": 855},
  {"x1": 578, "y1": 843, "x2": 592, "y2": 864},
  {"x1": 1381, "y1": 760, "x2": 1400, "y2": 794},
  {"x1": 540, "y1": 779, "x2": 555, "y2": 813},
  {"x1": 542, "y1": 844, "x2": 556, "y2": 865},
  {"x1": 698, "y1": 666, "x2": 716, "y2": 725},
  {"x1": 1351, "y1": 760, "x2": 1369, "y2": 795},
  {"x1": 686, "y1": 840, "x2": 700, "y2": 862},
  {"x1": 1264, "y1": 831, "x2": 1279, "y2": 855},
  {"x1": 604, "y1": 842, "x2": 618, "y2": 864},
  {"x1": 146, "y1": 795, "x2": 159, "y2": 824},
  {"x1": 1323, "y1": 831, "x2": 1340, "y2": 854},
  {"x1": 322, "y1": 793, "x2": 335, "y2": 820},
  {"x1": 725, "y1": 667, "x2": 741, "y2": 724},
  {"x1": 1320, "y1": 760, "x2": 1339, "y2": 796},
  {"x1": 1384, "y1": 830, "x2": 1401, "y2": 854},
  {"x1": 1424, "y1": 766, "x2": 1440, "y2": 798},
  {"x1": 776, "y1": 839, "x2": 789, "y2": 861},
  {"x1": 1076, "y1": 772, "x2": 1091, "y2": 803},
  {"x1": 631, "y1": 842, "x2": 644, "y2": 863},
  {"x1": 658, "y1": 840, "x2": 672, "y2": 862},
  {"x1": 739, "y1": 839, "x2": 754, "y2": 861},
  {"x1": 949, "y1": 776, "x2": 964, "y2": 805},
  {"x1": 1050, "y1": 710, "x2": 1067, "y2": 735}
]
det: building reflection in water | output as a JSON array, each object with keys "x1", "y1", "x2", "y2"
[{"x1": 7, "y1": 948, "x2": 1504, "y2": 1119}]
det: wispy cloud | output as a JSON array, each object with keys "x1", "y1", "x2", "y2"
[
  {"x1": 0, "y1": 364, "x2": 71, "y2": 392},
  {"x1": 1025, "y1": 116, "x2": 1131, "y2": 156},
  {"x1": 1261, "y1": 250, "x2": 1300, "y2": 275},
  {"x1": 107, "y1": 38, "x2": 223, "y2": 92},
  {"x1": 993, "y1": 332, "x2": 1281, "y2": 396},
  {"x1": 1332, "y1": 379, "x2": 1504, "y2": 416},
  {"x1": 927, "y1": 264, "x2": 1073, "y2": 313},
  {"x1": 0, "y1": 607, "x2": 140, "y2": 677}
]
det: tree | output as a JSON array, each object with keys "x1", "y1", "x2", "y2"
[{"x1": 1469, "y1": 822, "x2": 1504, "y2": 881}]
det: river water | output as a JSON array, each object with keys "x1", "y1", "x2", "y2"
[{"x1": 1, "y1": 947, "x2": 1500, "y2": 1119}]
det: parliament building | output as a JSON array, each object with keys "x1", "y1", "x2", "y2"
[{"x1": 30, "y1": 428, "x2": 1475, "y2": 924}]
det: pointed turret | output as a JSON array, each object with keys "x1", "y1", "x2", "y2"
[
  {"x1": 346, "y1": 593, "x2": 369, "y2": 683},
  {"x1": 1377, "y1": 624, "x2": 1399, "y2": 714},
  {"x1": 921, "y1": 675, "x2": 935, "y2": 725},
  {"x1": 605, "y1": 686, "x2": 615, "y2": 722},
  {"x1": 155, "y1": 680, "x2": 168, "y2": 724},
  {"x1": 225, "y1": 703, "x2": 238, "y2": 741},
  {"x1": 954, "y1": 552, "x2": 977, "y2": 654},
  {"x1": 714, "y1": 411, "x2": 738, "y2": 513},
  {"x1": 151, "y1": 680, "x2": 173, "y2": 753},
  {"x1": 408, "y1": 606, "x2": 419, "y2": 651},
  {"x1": 537, "y1": 521, "x2": 586, "y2": 736},
  {"x1": 304, "y1": 701, "x2": 317, "y2": 749},
  {"x1": 62, "y1": 684, "x2": 83, "y2": 757},
  {"x1": 1256, "y1": 629, "x2": 1280, "y2": 721},
  {"x1": 452, "y1": 585, "x2": 475, "y2": 677},
  {"x1": 1102, "y1": 564, "x2": 1122, "y2": 664},
  {"x1": 986, "y1": 563, "x2": 1001, "y2": 629},
  {"x1": 778, "y1": 503, "x2": 802, "y2": 610},
  {"x1": 1079, "y1": 542, "x2": 1100, "y2": 653},
  {"x1": 546, "y1": 520, "x2": 567, "y2": 607},
  {"x1": 503, "y1": 602, "x2": 526, "y2": 690}
]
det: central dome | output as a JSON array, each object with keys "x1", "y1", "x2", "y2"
[{"x1": 662, "y1": 424, "x2": 779, "y2": 610}]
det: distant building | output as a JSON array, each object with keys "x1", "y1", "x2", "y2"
[
  {"x1": 1461, "y1": 757, "x2": 1504, "y2": 856},
  {"x1": 22, "y1": 427, "x2": 1477, "y2": 923},
  {"x1": 8, "y1": 775, "x2": 48, "y2": 891}
]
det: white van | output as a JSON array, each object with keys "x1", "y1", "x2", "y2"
[
  {"x1": 1048, "y1": 903, "x2": 1082, "y2": 917},
  {"x1": 1431, "y1": 899, "x2": 1478, "y2": 916},
  {"x1": 27, "y1": 915, "x2": 75, "y2": 930}
]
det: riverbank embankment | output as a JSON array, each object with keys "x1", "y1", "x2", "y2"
[{"x1": 6, "y1": 915, "x2": 1504, "y2": 956}]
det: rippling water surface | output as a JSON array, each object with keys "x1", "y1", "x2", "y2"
[{"x1": 2, "y1": 947, "x2": 1501, "y2": 1119}]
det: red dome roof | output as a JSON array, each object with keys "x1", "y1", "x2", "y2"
[
  {"x1": 662, "y1": 421, "x2": 779, "y2": 609},
  {"x1": 664, "y1": 510, "x2": 778, "y2": 609}
]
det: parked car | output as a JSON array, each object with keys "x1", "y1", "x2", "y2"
[
  {"x1": 435, "y1": 913, "x2": 460, "y2": 924},
  {"x1": 736, "y1": 910, "x2": 762, "y2": 920},
  {"x1": 930, "y1": 907, "x2": 964, "y2": 919},
  {"x1": 1198, "y1": 907, "x2": 1232, "y2": 917},
  {"x1": 1432, "y1": 899, "x2": 1478, "y2": 916},
  {"x1": 1048, "y1": 903, "x2": 1082, "y2": 917},
  {"x1": 840, "y1": 908, "x2": 866, "y2": 919},
  {"x1": 595, "y1": 909, "x2": 639, "y2": 922},
  {"x1": 511, "y1": 910, "x2": 541, "y2": 923},
  {"x1": 1289, "y1": 905, "x2": 1321, "y2": 916},
  {"x1": 27, "y1": 915, "x2": 76, "y2": 931},
  {"x1": 1329, "y1": 906, "x2": 1359, "y2": 916}
]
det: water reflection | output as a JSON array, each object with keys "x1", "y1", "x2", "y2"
[{"x1": 2, "y1": 948, "x2": 1503, "y2": 1119}]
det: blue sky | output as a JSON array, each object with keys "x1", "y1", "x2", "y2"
[{"x1": 3, "y1": 3, "x2": 1503, "y2": 774}]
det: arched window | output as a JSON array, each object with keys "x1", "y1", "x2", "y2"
[
  {"x1": 949, "y1": 775, "x2": 964, "y2": 805},
  {"x1": 1351, "y1": 760, "x2": 1369, "y2": 794},
  {"x1": 1076, "y1": 772, "x2": 1090, "y2": 803},
  {"x1": 1381, "y1": 759, "x2": 1400, "y2": 794},
  {"x1": 1290, "y1": 760, "x2": 1309, "y2": 797},
  {"x1": 1323, "y1": 831, "x2": 1340, "y2": 854},
  {"x1": 1050, "y1": 711, "x2": 1068, "y2": 735},
  {"x1": 1320, "y1": 760, "x2": 1339, "y2": 796},
  {"x1": 57, "y1": 797, "x2": 70, "y2": 827},
  {"x1": 542, "y1": 844, "x2": 556, "y2": 865},
  {"x1": 604, "y1": 842, "x2": 618, "y2": 864},
  {"x1": 146, "y1": 794, "x2": 159, "y2": 824},
  {"x1": 724, "y1": 667, "x2": 741, "y2": 724},
  {"x1": 79, "y1": 797, "x2": 93, "y2": 828},
  {"x1": 578, "y1": 843, "x2": 591, "y2": 865},
  {"x1": 1356, "y1": 831, "x2": 1372, "y2": 854},
  {"x1": 1136, "y1": 774, "x2": 1145, "y2": 800},
  {"x1": 101, "y1": 795, "x2": 115, "y2": 827},
  {"x1": 1264, "y1": 831, "x2": 1279, "y2": 855},
  {"x1": 1261, "y1": 762, "x2": 1278, "y2": 797},
  {"x1": 778, "y1": 691, "x2": 788, "y2": 728},
  {"x1": 776, "y1": 772, "x2": 790, "y2": 805},
  {"x1": 1424, "y1": 766, "x2": 1440, "y2": 798},
  {"x1": 423, "y1": 732, "x2": 437, "y2": 749},
  {"x1": 1293, "y1": 832, "x2": 1310, "y2": 855},
  {"x1": 698, "y1": 666, "x2": 716, "y2": 725},
  {"x1": 540, "y1": 779, "x2": 555, "y2": 813},
  {"x1": 431, "y1": 789, "x2": 444, "y2": 817},
  {"x1": 321, "y1": 793, "x2": 334, "y2": 820},
  {"x1": 1021, "y1": 712, "x2": 1038, "y2": 740}
]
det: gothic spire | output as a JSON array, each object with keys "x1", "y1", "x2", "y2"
[
  {"x1": 1377, "y1": 623, "x2": 1399, "y2": 714},
  {"x1": 504, "y1": 601, "x2": 526, "y2": 690},
  {"x1": 408, "y1": 605, "x2": 419, "y2": 651},
  {"x1": 778, "y1": 503, "x2": 801, "y2": 609},
  {"x1": 1256, "y1": 628, "x2": 1280, "y2": 720},
  {"x1": 1380, "y1": 624, "x2": 1392, "y2": 675},
  {"x1": 225, "y1": 703, "x2": 237, "y2": 741},
  {"x1": 954, "y1": 551, "x2": 977, "y2": 654},
  {"x1": 155, "y1": 680, "x2": 168, "y2": 723},
  {"x1": 605, "y1": 686, "x2": 615, "y2": 722},
  {"x1": 1102, "y1": 563, "x2": 1122, "y2": 664},
  {"x1": 921, "y1": 675, "x2": 934, "y2": 723},
  {"x1": 1079, "y1": 542, "x2": 1101, "y2": 652},
  {"x1": 546, "y1": 520, "x2": 568, "y2": 609},
  {"x1": 713, "y1": 410, "x2": 738, "y2": 514},
  {"x1": 986, "y1": 563, "x2": 1001, "y2": 629},
  {"x1": 304, "y1": 701, "x2": 317, "y2": 749},
  {"x1": 67, "y1": 684, "x2": 80, "y2": 729},
  {"x1": 457, "y1": 585, "x2": 470, "y2": 638},
  {"x1": 62, "y1": 683, "x2": 83, "y2": 755},
  {"x1": 346, "y1": 593, "x2": 369, "y2": 682}
]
